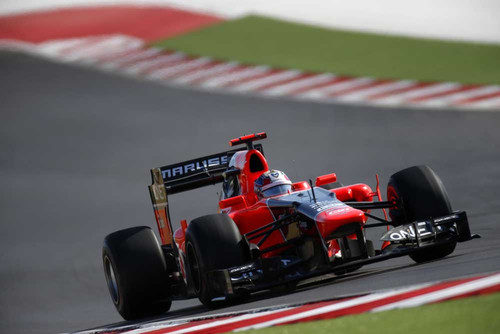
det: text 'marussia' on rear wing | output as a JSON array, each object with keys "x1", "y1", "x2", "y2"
[
  {"x1": 148, "y1": 133, "x2": 266, "y2": 246},
  {"x1": 152, "y1": 143, "x2": 263, "y2": 195}
]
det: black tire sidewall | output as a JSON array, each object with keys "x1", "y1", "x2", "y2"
[
  {"x1": 185, "y1": 214, "x2": 248, "y2": 306},
  {"x1": 388, "y1": 166, "x2": 452, "y2": 224},
  {"x1": 102, "y1": 226, "x2": 171, "y2": 319},
  {"x1": 387, "y1": 166, "x2": 457, "y2": 262}
]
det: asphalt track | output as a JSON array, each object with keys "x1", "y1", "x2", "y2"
[{"x1": 1, "y1": 51, "x2": 500, "y2": 334}]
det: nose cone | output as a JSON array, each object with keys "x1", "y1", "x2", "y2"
[{"x1": 316, "y1": 206, "x2": 366, "y2": 237}]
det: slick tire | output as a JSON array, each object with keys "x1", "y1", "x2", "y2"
[
  {"x1": 185, "y1": 214, "x2": 248, "y2": 307},
  {"x1": 102, "y1": 226, "x2": 171, "y2": 320},
  {"x1": 387, "y1": 166, "x2": 457, "y2": 263}
]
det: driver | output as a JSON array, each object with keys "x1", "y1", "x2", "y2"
[{"x1": 254, "y1": 170, "x2": 292, "y2": 199}]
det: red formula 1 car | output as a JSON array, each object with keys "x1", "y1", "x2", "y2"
[{"x1": 102, "y1": 132, "x2": 479, "y2": 320}]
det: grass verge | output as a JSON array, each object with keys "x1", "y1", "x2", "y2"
[
  {"x1": 153, "y1": 15, "x2": 500, "y2": 85},
  {"x1": 237, "y1": 292, "x2": 500, "y2": 334}
]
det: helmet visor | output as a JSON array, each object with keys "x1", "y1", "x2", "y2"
[{"x1": 262, "y1": 184, "x2": 292, "y2": 198}]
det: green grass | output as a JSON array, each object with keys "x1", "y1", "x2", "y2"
[
  {"x1": 237, "y1": 292, "x2": 500, "y2": 334},
  {"x1": 153, "y1": 15, "x2": 500, "y2": 85}
]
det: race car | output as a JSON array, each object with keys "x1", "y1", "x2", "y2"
[{"x1": 102, "y1": 132, "x2": 479, "y2": 320}]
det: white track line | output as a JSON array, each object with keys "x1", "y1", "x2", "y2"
[
  {"x1": 97, "y1": 48, "x2": 154, "y2": 68},
  {"x1": 123, "y1": 52, "x2": 186, "y2": 75},
  {"x1": 299, "y1": 77, "x2": 374, "y2": 99},
  {"x1": 447, "y1": 85, "x2": 500, "y2": 102},
  {"x1": 78, "y1": 36, "x2": 145, "y2": 64},
  {"x1": 138, "y1": 57, "x2": 198, "y2": 76},
  {"x1": 49, "y1": 36, "x2": 137, "y2": 62},
  {"x1": 200, "y1": 65, "x2": 271, "y2": 88},
  {"x1": 336, "y1": 80, "x2": 416, "y2": 102},
  {"x1": 373, "y1": 273, "x2": 500, "y2": 311},
  {"x1": 373, "y1": 82, "x2": 460, "y2": 105},
  {"x1": 419, "y1": 85, "x2": 500, "y2": 107},
  {"x1": 126, "y1": 308, "x2": 295, "y2": 334},
  {"x1": 55, "y1": 38, "x2": 101, "y2": 58},
  {"x1": 231, "y1": 70, "x2": 302, "y2": 91},
  {"x1": 121, "y1": 322, "x2": 185, "y2": 334},
  {"x1": 36, "y1": 38, "x2": 90, "y2": 57},
  {"x1": 262, "y1": 73, "x2": 336, "y2": 96},
  {"x1": 100, "y1": 48, "x2": 163, "y2": 70},
  {"x1": 0, "y1": 39, "x2": 34, "y2": 50},
  {"x1": 234, "y1": 284, "x2": 431, "y2": 331},
  {"x1": 147, "y1": 57, "x2": 213, "y2": 80},
  {"x1": 173, "y1": 61, "x2": 240, "y2": 84},
  {"x1": 464, "y1": 96, "x2": 500, "y2": 109},
  {"x1": 89, "y1": 41, "x2": 145, "y2": 63},
  {"x1": 66, "y1": 37, "x2": 119, "y2": 61}
]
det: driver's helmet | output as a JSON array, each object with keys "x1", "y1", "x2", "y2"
[{"x1": 254, "y1": 170, "x2": 292, "y2": 199}]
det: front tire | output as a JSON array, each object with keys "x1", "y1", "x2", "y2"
[
  {"x1": 103, "y1": 226, "x2": 171, "y2": 320},
  {"x1": 185, "y1": 214, "x2": 248, "y2": 307},
  {"x1": 387, "y1": 166, "x2": 457, "y2": 263}
]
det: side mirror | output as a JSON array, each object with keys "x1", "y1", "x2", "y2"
[
  {"x1": 292, "y1": 181, "x2": 311, "y2": 191},
  {"x1": 219, "y1": 195, "x2": 246, "y2": 210},
  {"x1": 315, "y1": 173, "x2": 337, "y2": 187}
]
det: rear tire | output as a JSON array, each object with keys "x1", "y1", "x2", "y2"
[
  {"x1": 387, "y1": 166, "x2": 457, "y2": 263},
  {"x1": 185, "y1": 214, "x2": 248, "y2": 307},
  {"x1": 103, "y1": 226, "x2": 171, "y2": 320}
]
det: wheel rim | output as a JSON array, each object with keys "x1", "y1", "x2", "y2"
[
  {"x1": 387, "y1": 184, "x2": 401, "y2": 222},
  {"x1": 187, "y1": 243, "x2": 201, "y2": 294},
  {"x1": 104, "y1": 256, "x2": 119, "y2": 305}
]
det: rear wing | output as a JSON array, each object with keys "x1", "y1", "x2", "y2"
[
  {"x1": 151, "y1": 143, "x2": 264, "y2": 196},
  {"x1": 148, "y1": 143, "x2": 263, "y2": 245}
]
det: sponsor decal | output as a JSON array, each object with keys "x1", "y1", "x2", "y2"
[
  {"x1": 156, "y1": 213, "x2": 166, "y2": 228},
  {"x1": 229, "y1": 263, "x2": 255, "y2": 274},
  {"x1": 310, "y1": 200, "x2": 344, "y2": 213},
  {"x1": 385, "y1": 221, "x2": 434, "y2": 241},
  {"x1": 327, "y1": 207, "x2": 351, "y2": 216},
  {"x1": 161, "y1": 155, "x2": 228, "y2": 180},
  {"x1": 152, "y1": 182, "x2": 166, "y2": 201}
]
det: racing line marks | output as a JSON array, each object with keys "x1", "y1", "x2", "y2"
[
  {"x1": 72, "y1": 272, "x2": 500, "y2": 334},
  {"x1": 1, "y1": 34, "x2": 499, "y2": 110}
]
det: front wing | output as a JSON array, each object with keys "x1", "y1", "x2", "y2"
[{"x1": 207, "y1": 211, "x2": 478, "y2": 297}]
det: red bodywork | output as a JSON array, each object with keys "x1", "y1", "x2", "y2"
[{"x1": 172, "y1": 146, "x2": 376, "y2": 267}]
